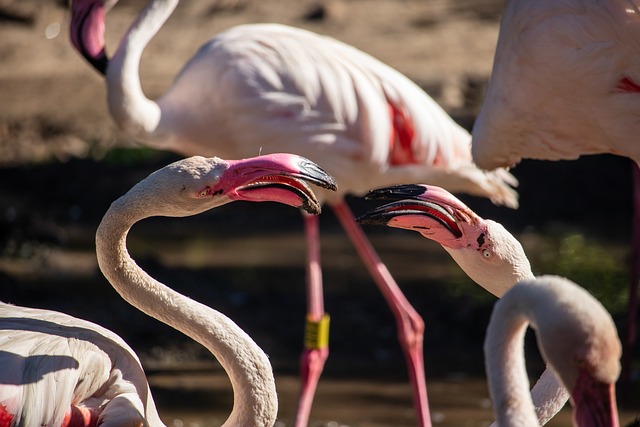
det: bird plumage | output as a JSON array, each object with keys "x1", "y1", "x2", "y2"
[
  {"x1": 485, "y1": 276, "x2": 621, "y2": 427},
  {"x1": 71, "y1": 0, "x2": 518, "y2": 206},
  {"x1": 472, "y1": 0, "x2": 640, "y2": 169},
  {"x1": 0, "y1": 303, "x2": 159, "y2": 427}
]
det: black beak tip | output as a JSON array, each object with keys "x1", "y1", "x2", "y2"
[
  {"x1": 364, "y1": 184, "x2": 427, "y2": 201},
  {"x1": 80, "y1": 48, "x2": 109, "y2": 76},
  {"x1": 93, "y1": 54, "x2": 109, "y2": 75},
  {"x1": 355, "y1": 212, "x2": 388, "y2": 226},
  {"x1": 355, "y1": 214, "x2": 369, "y2": 224},
  {"x1": 299, "y1": 158, "x2": 338, "y2": 191},
  {"x1": 302, "y1": 200, "x2": 322, "y2": 215}
]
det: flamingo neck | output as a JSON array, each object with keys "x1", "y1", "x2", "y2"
[
  {"x1": 107, "y1": 0, "x2": 179, "y2": 141},
  {"x1": 95, "y1": 187, "x2": 278, "y2": 427},
  {"x1": 527, "y1": 367, "x2": 569, "y2": 425},
  {"x1": 485, "y1": 301, "x2": 540, "y2": 427}
]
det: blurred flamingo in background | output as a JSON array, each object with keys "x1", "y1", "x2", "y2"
[
  {"x1": 0, "y1": 153, "x2": 337, "y2": 427},
  {"x1": 470, "y1": 0, "x2": 640, "y2": 379},
  {"x1": 69, "y1": 1, "x2": 519, "y2": 425}
]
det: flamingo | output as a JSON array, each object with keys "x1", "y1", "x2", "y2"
[
  {"x1": 469, "y1": 0, "x2": 640, "y2": 379},
  {"x1": 485, "y1": 275, "x2": 620, "y2": 427},
  {"x1": 357, "y1": 183, "x2": 571, "y2": 425},
  {"x1": 0, "y1": 153, "x2": 337, "y2": 427},
  {"x1": 68, "y1": 1, "x2": 520, "y2": 425}
]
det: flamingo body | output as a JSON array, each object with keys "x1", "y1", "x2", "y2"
[
  {"x1": 472, "y1": 0, "x2": 640, "y2": 169},
  {"x1": 120, "y1": 21, "x2": 519, "y2": 205}
]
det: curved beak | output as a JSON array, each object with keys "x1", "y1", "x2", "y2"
[
  {"x1": 69, "y1": 0, "x2": 109, "y2": 75},
  {"x1": 210, "y1": 154, "x2": 337, "y2": 215},
  {"x1": 356, "y1": 184, "x2": 485, "y2": 249},
  {"x1": 571, "y1": 369, "x2": 620, "y2": 427}
]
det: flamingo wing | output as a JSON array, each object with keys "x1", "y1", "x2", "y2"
[{"x1": 0, "y1": 303, "x2": 152, "y2": 427}]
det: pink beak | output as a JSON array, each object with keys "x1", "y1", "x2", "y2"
[
  {"x1": 572, "y1": 368, "x2": 620, "y2": 427},
  {"x1": 70, "y1": 0, "x2": 108, "y2": 74},
  {"x1": 207, "y1": 153, "x2": 337, "y2": 214},
  {"x1": 357, "y1": 184, "x2": 486, "y2": 249}
]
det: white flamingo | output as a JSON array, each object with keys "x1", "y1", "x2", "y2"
[
  {"x1": 357, "y1": 184, "x2": 570, "y2": 425},
  {"x1": 68, "y1": 1, "x2": 520, "y2": 425},
  {"x1": 470, "y1": 0, "x2": 640, "y2": 380},
  {"x1": 0, "y1": 153, "x2": 337, "y2": 427},
  {"x1": 486, "y1": 275, "x2": 620, "y2": 427}
]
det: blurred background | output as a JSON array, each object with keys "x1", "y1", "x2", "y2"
[{"x1": 0, "y1": 0, "x2": 638, "y2": 425}]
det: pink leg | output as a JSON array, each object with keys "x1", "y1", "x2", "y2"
[
  {"x1": 331, "y1": 200, "x2": 432, "y2": 427},
  {"x1": 294, "y1": 212, "x2": 330, "y2": 427},
  {"x1": 622, "y1": 162, "x2": 640, "y2": 381}
]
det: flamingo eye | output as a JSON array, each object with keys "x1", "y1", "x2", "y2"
[
  {"x1": 481, "y1": 248, "x2": 492, "y2": 259},
  {"x1": 198, "y1": 188, "x2": 210, "y2": 197}
]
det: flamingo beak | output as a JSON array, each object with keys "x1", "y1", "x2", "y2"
[
  {"x1": 356, "y1": 184, "x2": 482, "y2": 249},
  {"x1": 69, "y1": 0, "x2": 109, "y2": 74},
  {"x1": 571, "y1": 369, "x2": 620, "y2": 427},
  {"x1": 210, "y1": 154, "x2": 337, "y2": 215}
]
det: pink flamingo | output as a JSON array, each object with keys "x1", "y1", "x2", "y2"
[
  {"x1": 470, "y1": 0, "x2": 640, "y2": 380},
  {"x1": 68, "y1": 1, "x2": 520, "y2": 425},
  {"x1": 357, "y1": 183, "x2": 569, "y2": 425},
  {"x1": 0, "y1": 153, "x2": 336, "y2": 427},
  {"x1": 358, "y1": 184, "x2": 625, "y2": 425},
  {"x1": 486, "y1": 275, "x2": 620, "y2": 427}
]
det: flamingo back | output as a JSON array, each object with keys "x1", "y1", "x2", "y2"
[{"x1": 153, "y1": 24, "x2": 517, "y2": 205}]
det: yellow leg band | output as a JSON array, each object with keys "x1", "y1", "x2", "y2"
[{"x1": 304, "y1": 314, "x2": 330, "y2": 350}]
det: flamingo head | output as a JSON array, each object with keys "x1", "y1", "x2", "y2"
[
  {"x1": 69, "y1": 0, "x2": 116, "y2": 75},
  {"x1": 357, "y1": 184, "x2": 532, "y2": 297},
  {"x1": 211, "y1": 153, "x2": 337, "y2": 213},
  {"x1": 126, "y1": 153, "x2": 336, "y2": 218},
  {"x1": 513, "y1": 276, "x2": 621, "y2": 427}
]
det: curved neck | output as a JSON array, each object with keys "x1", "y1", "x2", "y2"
[
  {"x1": 106, "y1": 0, "x2": 179, "y2": 140},
  {"x1": 95, "y1": 192, "x2": 278, "y2": 427},
  {"x1": 485, "y1": 303, "x2": 539, "y2": 427}
]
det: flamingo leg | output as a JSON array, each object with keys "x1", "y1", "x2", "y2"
[
  {"x1": 622, "y1": 162, "x2": 640, "y2": 381},
  {"x1": 294, "y1": 212, "x2": 330, "y2": 427},
  {"x1": 330, "y1": 200, "x2": 432, "y2": 427}
]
